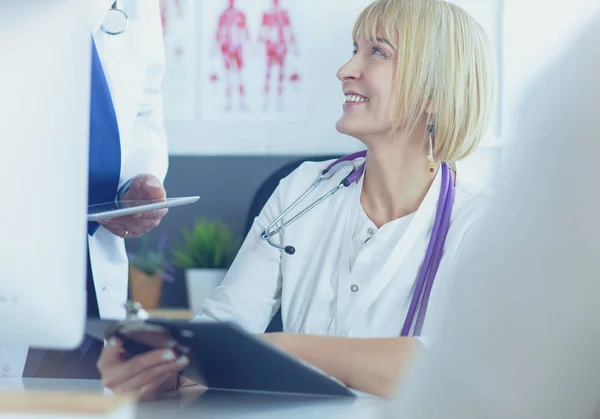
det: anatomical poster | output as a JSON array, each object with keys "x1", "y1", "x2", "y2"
[{"x1": 199, "y1": 0, "x2": 307, "y2": 122}]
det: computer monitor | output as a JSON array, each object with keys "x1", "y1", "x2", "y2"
[{"x1": 0, "y1": 1, "x2": 90, "y2": 349}]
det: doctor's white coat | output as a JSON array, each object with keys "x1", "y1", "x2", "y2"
[
  {"x1": 0, "y1": 0, "x2": 168, "y2": 377},
  {"x1": 192, "y1": 158, "x2": 489, "y2": 342},
  {"x1": 87, "y1": 0, "x2": 169, "y2": 321}
]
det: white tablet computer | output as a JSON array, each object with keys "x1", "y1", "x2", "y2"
[{"x1": 87, "y1": 196, "x2": 200, "y2": 222}]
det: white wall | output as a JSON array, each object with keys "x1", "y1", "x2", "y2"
[
  {"x1": 455, "y1": 0, "x2": 600, "y2": 186},
  {"x1": 162, "y1": 0, "x2": 600, "y2": 186},
  {"x1": 447, "y1": 0, "x2": 503, "y2": 186},
  {"x1": 165, "y1": 0, "x2": 503, "y2": 158},
  {"x1": 165, "y1": 0, "x2": 373, "y2": 155},
  {"x1": 166, "y1": 0, "x2": 502, "y2": 159},
  {"x1": 502, "y1": 0, "x2": 600, "y2": 135}
]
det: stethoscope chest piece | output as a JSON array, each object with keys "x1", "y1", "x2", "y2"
[{"x1": 101, "y1": 2, "x2": 128, "y2": 35}]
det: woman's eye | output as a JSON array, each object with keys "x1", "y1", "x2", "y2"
[
  {"x1": 373, "y1": 47, "x2": 385, "y2": 56},
  {"x1": 352, "y1": 49, "x2": 358, "y2": 56}
]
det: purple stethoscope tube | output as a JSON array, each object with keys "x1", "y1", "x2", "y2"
[{"x1": 261, "y1": 150, "x2": 455, "y2": 337}]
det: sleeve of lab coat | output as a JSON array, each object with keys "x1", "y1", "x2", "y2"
[
  {"x1": 190, "y1": 175, "x2": 290, "y2": 333},
  {"x1": 118, "y1": 0, "x2": 168, "y2": 188},
  {"x1": 385, "y1": 17, "x2": 600, "y2": 419}
]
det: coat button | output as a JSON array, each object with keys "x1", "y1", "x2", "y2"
[
  {"x1": 3, "y1": 364, "x2": 11, "y2": 373},
  {"x1": 350, "y1": 284, "x2": 359, "y2": 293},
  {"x1": 366, "y1": 228, "x2": 375, "y2": 236}
]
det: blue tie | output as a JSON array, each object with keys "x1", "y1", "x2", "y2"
[
  {"x1": 86, "y1": 37, "x2": 122, "y2": 319},
  {"x1": 88, "y1": 38, "x2": 122, "y2": 235},
  {"x1": 23, "y1": 38, "x2": 121, "y2": 379}
]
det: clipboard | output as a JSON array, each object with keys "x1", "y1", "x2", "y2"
[{"x1": 86, "y1": 319, "x2": 356, "y2": 399}]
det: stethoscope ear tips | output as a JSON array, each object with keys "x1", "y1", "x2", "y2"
[{"x1": 284, "y1": 246, "x2": 296, "y2": 255}]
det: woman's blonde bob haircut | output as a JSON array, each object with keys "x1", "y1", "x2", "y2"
[{"x1": 353, "y1": 0, "x2": 497, "y2": 162}]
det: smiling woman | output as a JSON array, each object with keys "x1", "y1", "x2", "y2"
[
  {"x1": 97, "y1": 0, "x2": 498, "y2": 400},
  {"x1": 336, "y1": 0, "x2": 496, "y2": 163}
]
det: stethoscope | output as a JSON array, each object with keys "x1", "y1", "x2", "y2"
[
  {"x1": 261, "y1": 150, "x2": 455, "y2": 337},
  {"x1": 100, "y1": 1, "x2": 128, "y2": 36},
  {"x1": 261, "y1": 150, "x2": 367, "y2": 255}
]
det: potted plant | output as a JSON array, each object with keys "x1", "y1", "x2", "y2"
[
  {"x1": 171, "y1": 219, "x2": 240, "y2": 311},
  {"x1": 128, "y1": 235, "x2": 175, "y2": 309}
]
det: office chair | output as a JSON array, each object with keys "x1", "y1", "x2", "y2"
[{"x1": 244, "y1": 155, "x2": 340, "y2": 332}]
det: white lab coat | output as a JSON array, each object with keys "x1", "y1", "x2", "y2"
[
  {"x1": 0, "y1": 0, "x2": 168, "y2": 377},
  {"x1": 192, "y1": 158, "x2": 489, "y2": 342},
  {"x1": 88, "y1": 0, "x2": 168, "y2": 321},
  {"x1": 386, "y1": 16, "x2": 600, "y2": 419}
]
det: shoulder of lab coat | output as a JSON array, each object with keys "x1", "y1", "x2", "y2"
[
  {"x1": 190, "y1": 159, "x2": 338, "y2": 332},
  {"x1": 386, "y1": 16, "x2": 600, "y2": 419},
  {"x1": 117, "y1": 0, "x2": 169, "y2": 187}
]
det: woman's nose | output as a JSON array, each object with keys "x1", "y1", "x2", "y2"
[{"x1": 336, "y1": 57, "x2": 361, "y2": 82}]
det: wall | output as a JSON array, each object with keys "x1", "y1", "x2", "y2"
[
  {"x1": 164, "y1": 0, "x2": 374, "y2": 156},
  {"x1": 502, "y1": 0, "x2": 600, "y2": 136},
  {"x1": 162, "y1": 0, "x2": 505, "y2": 157}
]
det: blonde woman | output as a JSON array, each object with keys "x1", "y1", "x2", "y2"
[{"x1": 97, "y1": 0, "x2": 497, "y2": 399}]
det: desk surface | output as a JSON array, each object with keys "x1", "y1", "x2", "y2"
[
  {"x1": 147, "y1": 309, "x2": 192, "y2": 320},
  {"x1": 0, "y1": 378, "x2": 388, "y2": 418}
]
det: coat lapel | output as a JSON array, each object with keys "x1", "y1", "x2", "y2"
[
  {"x1": 288, "y1": 163, "x2": 362, "y2": 334},
  {"x1": 338, "y1": 168, "x2": 444, "y2": 335}
]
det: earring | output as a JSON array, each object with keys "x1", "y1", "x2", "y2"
[{"x1": 427, "y1": 124, "x2": 435, "y2": 173}]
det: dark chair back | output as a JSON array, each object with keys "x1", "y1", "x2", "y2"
[{"x1": 244, "y1": 155, "x2": 340, "y2": 332}]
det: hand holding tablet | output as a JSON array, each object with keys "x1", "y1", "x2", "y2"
[{"x1": 87, "y1": 173, "x2": 199, "y2": 238}]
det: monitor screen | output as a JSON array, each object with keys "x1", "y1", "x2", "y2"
[{"x1": 0, "y1": 1, "x2": 90, "y2": 349}]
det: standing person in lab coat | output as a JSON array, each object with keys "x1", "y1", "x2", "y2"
[
  {"x1": 97, "y1": 0, "x2": 497, "y2": 399},
  {"x1": 85, "y1": 0, "x2": 169, "y2": 316},
  {"x1": 384, "y1": 14, "x2": 600, "y2": 419},
  {"x1": 1, "y1": 0, "x2": 169, "y2": 379}
]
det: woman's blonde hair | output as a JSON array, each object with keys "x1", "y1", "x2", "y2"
[{"x1": 353, "y1": 0, "x2": 497, "y2": 162}]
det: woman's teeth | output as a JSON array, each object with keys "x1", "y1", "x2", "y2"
[{"x1": 345, "y1": 94, "x2": 369, "y2": 103}]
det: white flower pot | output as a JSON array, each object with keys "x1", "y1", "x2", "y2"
[{"x1": 185, "y1": 268, "x2": 227, "y2": 312}]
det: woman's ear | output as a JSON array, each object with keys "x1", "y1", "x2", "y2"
[{"x1": 425, "y1": 100, "x2": 437, "y2": 115}]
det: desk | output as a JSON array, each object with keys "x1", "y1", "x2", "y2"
[
  {"x1": 147, "y1": 309, "x2": 192, "y2": 320},
  {"x1": 0, "y1": 378, "x2": 388, "y2": 418}
]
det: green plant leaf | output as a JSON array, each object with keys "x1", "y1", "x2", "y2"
[
  {"x1": 170, "y1": 219, "x2": 241, "y2": 270},
  {"x1": 128, "y1": 237, "x2": 166, "y2": 275}
]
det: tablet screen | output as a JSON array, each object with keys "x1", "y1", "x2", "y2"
[
  {"x1": 89, "y1": 198, "x2": 165, "y2": 213},
  {"x1": 87, "y1": 196, "x2": 199, "y2": 221}
]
